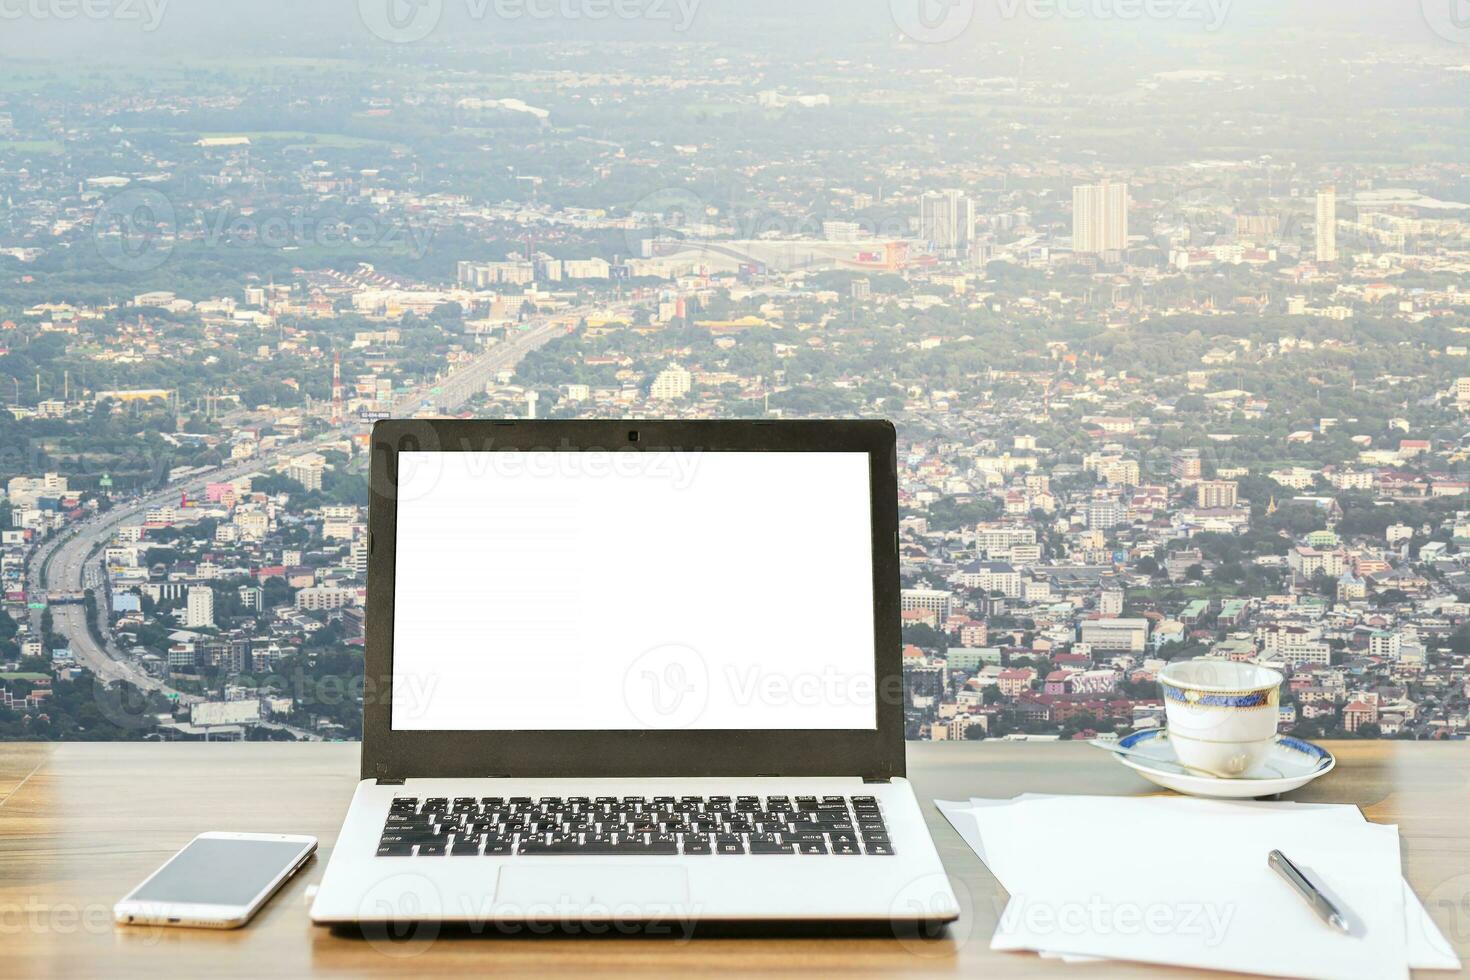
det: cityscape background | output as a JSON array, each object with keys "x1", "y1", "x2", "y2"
[{"x1": 1, "y1": 1, "x2": 1469, "y2": 742}]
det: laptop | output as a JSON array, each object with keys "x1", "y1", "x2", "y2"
[{"x1": 309, "y1": 419, "x2": 960, "y2": 932}]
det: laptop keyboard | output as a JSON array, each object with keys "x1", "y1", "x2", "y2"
[{"x1": 376, "y1": 794, "x2": 892, "y2": 857}]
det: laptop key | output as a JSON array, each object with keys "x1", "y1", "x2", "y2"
[
  {"x1": 483, "y1": 840, "x2": 513, "y2": 855},
  {"x1": 417, "y1": 842, "x2": 448, "y2": 856},
  {"x1": 518, "y1": 840, "x2": 678, "y2": 856},
  {"x1": 378, "y1": 833, "x2": 439, "y2": 845},
  {"x1": 831, "y1": 842, "x2": 861, "y2": 855},
  {"x1": 716, "y1": 840, "x2": 746, "y2": 855},
  {"x1": 683, "y1": 837, "x2": 713, "y2": 855},
  {"x1": 376, "y1": 843, "x2": 413, "y2": 857},
  {"x1": 797, "y1": 842, "x2": 828, "y2": 855},
  {"x1": 451, "y1": 841, "x2": 481, "y2": 856},
  {"x1": 384, "y1": 815, "x2": 421, "y2": 827},
  {"x1": 749, "y1": 840, "x2": 794, "y2": 855},
  {"x1": 865, "y1": 842, "x2": 895, "y2": 856}
]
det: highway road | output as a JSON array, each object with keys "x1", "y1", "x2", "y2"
[
  {"x1": 385, "y1": 310, "x2": 590, "y2": 417},
  {"x1": 21, "y1": 301, "x2": 613, "y2": 732}
]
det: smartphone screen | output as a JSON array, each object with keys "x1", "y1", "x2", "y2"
[{"x1": 128, "y1": 836, "x2": 313, "y2": 907}]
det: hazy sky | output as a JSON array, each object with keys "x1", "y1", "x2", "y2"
[{"x1": 0, "y1": 0, "x2": 1460, "y2": 61}]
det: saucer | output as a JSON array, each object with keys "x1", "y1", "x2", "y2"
[{"x1": 1103, "y1": 729, "x2": 1335, "y2": 799}]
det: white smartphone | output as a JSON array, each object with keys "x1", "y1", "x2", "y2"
[{"x1": 114, "y1": 832, "x2": 317, "y2": 929}]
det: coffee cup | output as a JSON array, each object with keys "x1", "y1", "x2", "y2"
[{"x1": 1157, "y1": 659, "x2": 1284, "y2": 777}]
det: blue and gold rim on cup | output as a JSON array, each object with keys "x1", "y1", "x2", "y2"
[{"x1": 1161, "y1": 684, "x2": 1278, "y2": 709}]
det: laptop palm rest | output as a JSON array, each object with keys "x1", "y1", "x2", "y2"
[{"x1": 493, "y1": 866, "x2": 693, "y2": 919}]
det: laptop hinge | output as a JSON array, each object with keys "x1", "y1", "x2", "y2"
[
  {"x1": 862, "y1": 776, "x2": 892, "y2": 783},
  {"x1": 375, "y1": 777, "x2": 406, "y2": 785}
]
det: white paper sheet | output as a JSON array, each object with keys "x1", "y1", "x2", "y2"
[
  {"x1": 991, "y1": 818, "x2": 1406, "y2": 980},
  {"x1": 935, "y1": 795, "x2": 1462, "y2": 977}
]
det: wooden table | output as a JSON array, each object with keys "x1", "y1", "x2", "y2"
[{"x1": 1, "y1": 741, "x2": 1467, "y2": 978}]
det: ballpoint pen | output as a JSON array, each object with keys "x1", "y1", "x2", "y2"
[{"x1": 1268, "y1": 849, "x2": 1351, "y2": 934}]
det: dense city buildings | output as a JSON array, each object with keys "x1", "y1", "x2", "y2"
[{"x1": 0, "y1": 5, "x2": 1467, "y2": 743}]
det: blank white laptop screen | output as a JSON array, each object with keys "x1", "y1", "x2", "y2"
[{"x1": 390, "y1": 450, "x2": 878, "y2": 731}]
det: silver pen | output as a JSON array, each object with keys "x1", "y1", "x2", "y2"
[{"x1": 1268, "y1": 849, "x2": 1350, "y2": 934}]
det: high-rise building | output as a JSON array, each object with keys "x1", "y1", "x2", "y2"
[
  {"x1": 350, "y1": 538, "x2": 369, "y2": 577},
  {"x1": 650, "y1": 364, "x2": 692, "y2": 401},
  {"x1": 1080, "y1": 618, "x2": 1149, "y2": 654},
  {"x1": 919, "y1": 190, "x2": 976, "y2": 254},
  {"x1": 1315, "y1": 187, "x2": 1338, "y2": 263},
  {"x1": 1196, "y1": 480, "x2": 1239, "y2": 509},
  {"x1": 185, "y1": 586, "x2": 214, "y2": 629},
  {"x1": 286, "y1": 453, "x2": 326, "y2": 492},
  {"x1": 1085, "y1": 499, "x2": 1125, "y2": 530},
  {"x1": 901, "y1": 588, "x2": 953, "y2": 621},
  {"x1": 1171, "y1": 449, "x2": 1202, "y2": 482},
  {"x1": 1072, "y1": 180, "x2": 1129, "y2": 255}
]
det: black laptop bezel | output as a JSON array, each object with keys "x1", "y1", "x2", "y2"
[{"x1": 361, "y1": 418, "x2": 905, "y2": 781}]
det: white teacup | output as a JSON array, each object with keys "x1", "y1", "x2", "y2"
[{"x1": 1158, "y1": 659, "x2": 1284, "y2": 777}]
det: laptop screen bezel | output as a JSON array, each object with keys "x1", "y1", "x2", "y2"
[{"x1": 362, "y1": 418, "x2": 905, "y2": 781}]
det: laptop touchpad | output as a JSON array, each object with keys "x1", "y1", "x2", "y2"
[{"x1": 494, "y1": 865, "x2": 692, "y2": 920}]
